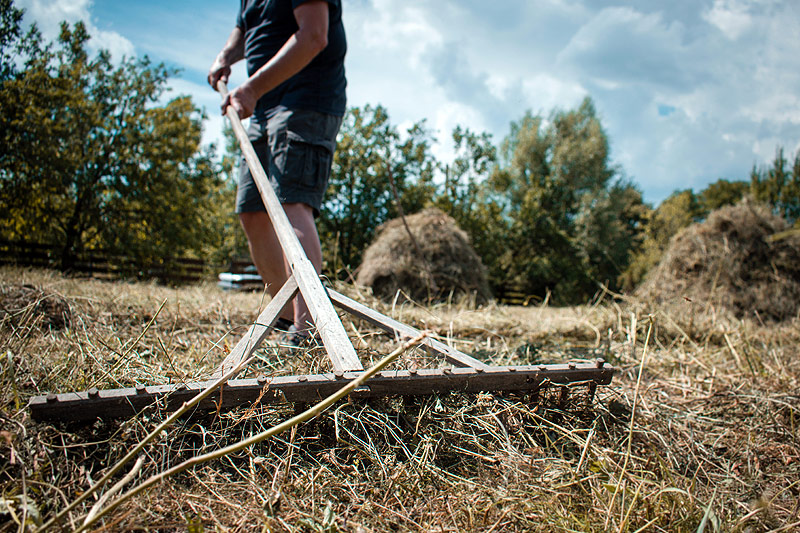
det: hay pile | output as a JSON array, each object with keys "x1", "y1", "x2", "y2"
[
  {"x1": 0, "y1": 283, "x2": 72, "y2": 330},
  {"x1": 637, "y1": 201, "x2": 800, "y2": 321},
  {"x1": 357, "y1": 208, "x2": 491, "y2": 304}
]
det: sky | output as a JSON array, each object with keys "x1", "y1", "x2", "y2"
[{"x1": 16, "y1": 0, "x2": 800, "y2": 205}]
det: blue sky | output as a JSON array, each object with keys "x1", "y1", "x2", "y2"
[{"x1": 17, "y1": 0, "x2": 800, "y2": 205}]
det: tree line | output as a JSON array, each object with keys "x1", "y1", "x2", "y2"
[
  {"x1": 1, "y1": 1, "x2": 233, "y2": 275},
  {"x1": 2, "y1": 2, "x2": 798, "y2": 304},
  {"x1": 620, "y1": 150, "x2": 800, "y2": 291}
]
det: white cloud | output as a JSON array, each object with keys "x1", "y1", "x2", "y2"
[
  {"x1": 328, "y1": 1, "x2": 800, "y2": 201},
  {"x1": 558, "y1": 7, "x2": 692, "y2": 90},
  {"x1": 19, "y1": 0, "x2": 800, "y2": 205},
  {"x1": 18, "y1": 0, "x2": 135, "y2": 59},
  {"x1": 521, "y1": 74, "x2": 586, "y2": 115},
  {"x1": 550, "y1": 3, "x2": 800, "y2": 202},
  {"x1": 90, "y1": 27, "x2": 135, "y2": 59},
  {"x1": 128, "y1": 4, "x2": 243, "y2": 77},
  {"x1": 703, "y1": 0, "x2": 753, "y2": 40},
  {"x1": 343, "y1": 0, "x2": 591, "y2": 151},
  {"x1": 357, "y1": 1, "x2": 443, "y2": 70},
  {"x1": 742, "y1": 91, "x2": 800, "y2": 125},
  {"x1": 19, "y1": 0, "x2": 88, "y2": 30}
]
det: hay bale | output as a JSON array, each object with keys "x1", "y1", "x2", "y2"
[
  {"x1": 357, "y1": 208, "x2": 492, "y2": 304},
  {"x1": 636, "y1": 200, "x2": 800, "y2": 321}
]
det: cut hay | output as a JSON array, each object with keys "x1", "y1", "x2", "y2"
[
  {"x1": 637, "y1": 201, "x2": 800, "y2": 321},
  {"x1": 0, "y1": 283, "x2": 72, "y2": 331},
  {"x1": 357, "y1": 208, "x2": 491, "y2": 304},
  {"x1": 2, "y1": 267, "x2": 799, "y2": 531}
]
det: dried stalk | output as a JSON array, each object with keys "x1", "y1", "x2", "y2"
[
  {"x1": 83, "y1": 456, "x2": 145, "y2": 526},
  {"x1": 75, "y1": 333, "x2": 426, "y2": 532},
  {"x1": 607, "y1": 316, "x2": 653, "y2": 529},
  {"x1": 38, "y1": 315, "x2": 274, "y2": 531}
]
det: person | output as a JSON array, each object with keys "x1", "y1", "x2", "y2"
[{"x1": 208, "y1": 0, "x2": 346, "y2": 343}]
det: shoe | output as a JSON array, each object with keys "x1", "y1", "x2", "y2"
[
  {"x1": 273, "y1": 317, "x2": 294, "y2": 332},
  {"x1": 280, "y1": 324, "x2": 313, "y2": 348}
]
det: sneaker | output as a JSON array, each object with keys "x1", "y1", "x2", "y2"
[
  {"x1": 273, "y1": 317, "x2": 294, "y2": 332},
  {"x1": 280, "y1": 324, "x2": 313, "y2": 348}
]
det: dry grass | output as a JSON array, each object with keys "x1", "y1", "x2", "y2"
[{"x1": 1, "y1": 266, "x2": 799, "y2": 532}]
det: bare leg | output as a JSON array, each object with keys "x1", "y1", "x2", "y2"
[
  {"x1": 282, "y1": 202, "x2": 322, "y2": 331},
  {"x1": 239, "y1": 203, "x2": 322, "y2": 330},
  {"x1": 239, "y1": 211, "x2": 294, "y2": 322}
]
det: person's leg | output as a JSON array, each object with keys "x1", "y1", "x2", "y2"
[
  {"x1": 239, "y1": 211, "x2": 294, "y2": 323},
  {"x1": 262, "y1": 106, "x2": 342, "y2": 334},
  {"x1": 236, "y1": 119, "x2": 296, "y2": 324},
  {"x1": 282, "y1": 202, "x2": 322, "y2": 331}
]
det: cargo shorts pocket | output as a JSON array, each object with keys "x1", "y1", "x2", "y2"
[{"x1": 284, "y1": 133, "x2": 333, "y2": 191}]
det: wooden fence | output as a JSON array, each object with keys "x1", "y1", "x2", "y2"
[
  {"x1": 492, "y1": 286, "x2": 542, "y2": 306},
  {"x1": 1, "y1": 240, "x2": 539, "y2": 304},
  {"x1": 0, "y1": 240, "x2": 210, "y2": 284}
]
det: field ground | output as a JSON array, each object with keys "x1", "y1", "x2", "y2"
[{"x1": 1, "y1": 266, "x2": 798, "y2": 531}]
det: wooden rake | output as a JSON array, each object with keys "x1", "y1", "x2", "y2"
[{"x1": 28, "y1": 83, "x2": 614, "y2": 422}]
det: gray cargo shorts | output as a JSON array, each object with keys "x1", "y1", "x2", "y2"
[{"x1": 236, "y1": 106, "x2": 342, "y2": 217}]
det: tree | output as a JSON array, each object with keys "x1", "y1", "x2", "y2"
[
  {"x1": 620, "y1": 189, "x2": 703, "y2": 290},
  {"x1": 320, "y1": 105, "x2": 436, "y2": 275},
  {"x1": 575, "y1": 180, "x2": 647, "y2": 290},
  {"x1": 0, "y1": 7, "x2": 227, "y2": 272},
  {"x1": 432, "y1": 127, "x2": 506, "y2": 289},
  {"x1": 698, "y1": 178, "x2": 748, "y2": 212},
  {"x1": 436, "y1": 127, "x2": 497, "y2": 226},
  {"x1": 489, "y1": 97, "x2": 640, "y2": 303},
  {"x1": 751, "y1": 147, "x2": 800, "y2": 224},
  {"x1": 0, "y1": 0, "x2": 24, "y2": 81},
  {"x1": 209, "y1": 122, "x2": 251, "y2": 266}
]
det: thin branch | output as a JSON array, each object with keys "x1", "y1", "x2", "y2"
[
  {"x1": 83, "y1": 456, "x2": 144, "y2": 526},
  {"x1": 38, "y1": 321, "x2": 272, "y2": 531},
  {"x1": 75, "y1": 333, "x2": 426, "y2": 532}
]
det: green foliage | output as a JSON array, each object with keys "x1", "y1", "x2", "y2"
[
  {"x1": 488, "y1": 97, "x2": 644, "y2": 303},
  {"x1": 699, "y1": 178, "x2": 748, "y2": 213},
  {"x1": 0, "y1": 7, "x2": 228, "y2": 272},
  {"x1": 320, "y1": 105, "x2": 436, "y2": 275},
  {"x1": 211, "y1": 123, "x2": 250, "y2": 265},
  {"x1": 0, "y1": 0, "x2": 24, "y2": 80},
  {"x1": 751, "y1": 147, "x2": 800, "y2": 224},
  {"x1": 620, "y1": 189, "x2": 703, "y2": 290},
  {"x1": 646, "y1": 190, "x2": 704, "y2": 250},
  {"x1": 576, "y1": 180, "x2": 648, "y2": 292}
]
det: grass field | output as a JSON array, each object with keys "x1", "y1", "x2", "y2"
[{"x1": 1, "y1": 266, "x2": 798, "y2": 532}]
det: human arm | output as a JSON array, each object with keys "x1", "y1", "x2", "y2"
[
  {"x1": 208, "y1": 26, "x2": 245, "y2": 89},
  {"x1": 221, "y1": 0, "x2": 330, "y2": 119}
]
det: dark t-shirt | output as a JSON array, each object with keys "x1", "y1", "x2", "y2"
[{"x1": 236, "y1": 0, "x2": 347, "y2": 119}]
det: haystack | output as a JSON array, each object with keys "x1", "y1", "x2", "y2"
[
  {"x1": 637, "y1": 201, "x2": 800, "y2": 321},
  {"x1": 357, "y1": 208, "x2": 492, "y2": 304}
]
